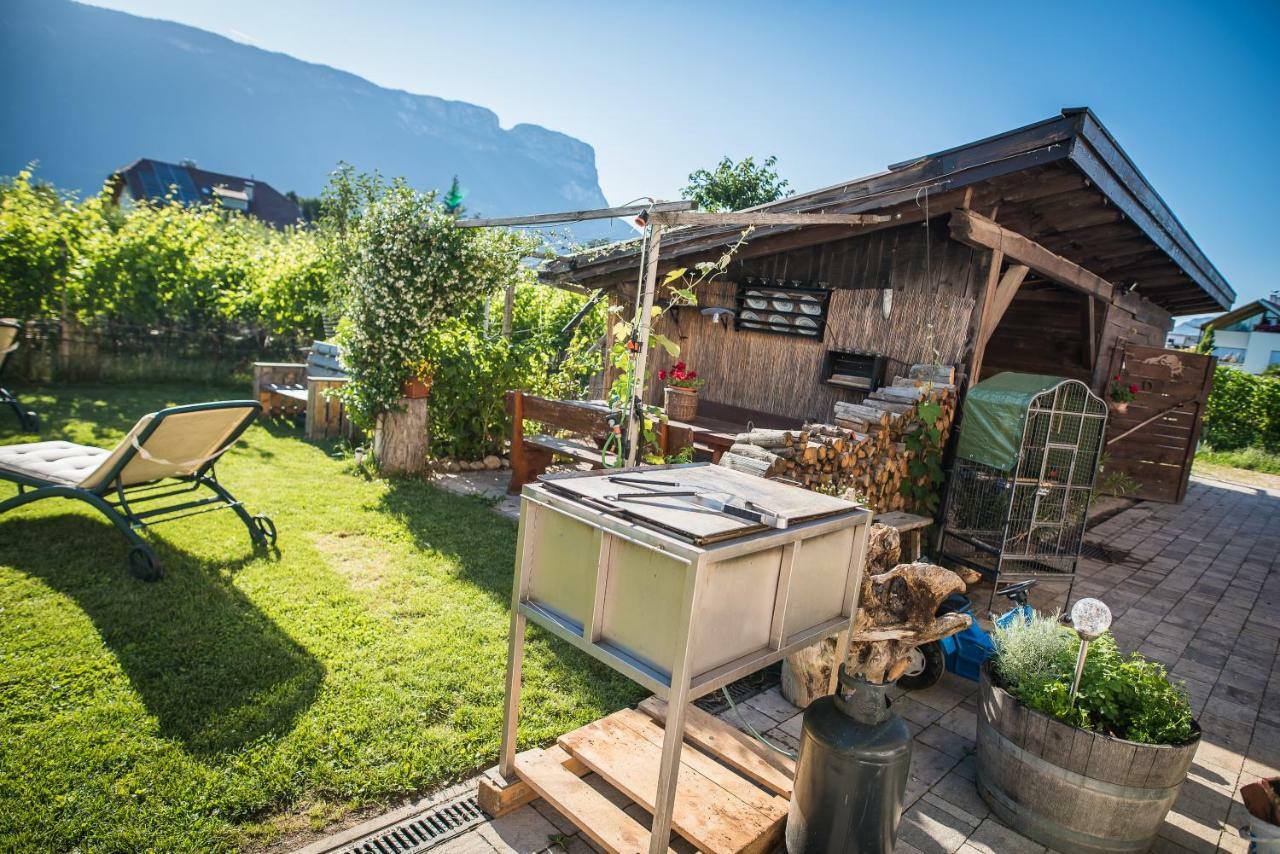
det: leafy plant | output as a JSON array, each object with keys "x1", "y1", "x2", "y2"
[
  {"x1": 1109, "y1": 376, "x2": 1138, "y2": 404},
  {"x1": 682, "y1": 155, "x2": 792, "y2": 212},
  {"x1": 333, "y1": 182, "x2": 534, "y2": 428},
  {"x1": 659, "y1": 360, "x2": 703, "y2": 390},
  {"x1": 1194, "y1": 326, "x2": 1215, "y2": 355},
  {"x1": 1203, "y1": 366, "x2": 1280, "y2": 452},
  {"x1": 993, "y1": 614, "x2": 1195, "y2": 745},
  {"x1": 900, "y1": 399, "x2": 945, "y2": 513},
  {"x1": 1094, "y1": 452, "x2": 1138, "y2": 498}
]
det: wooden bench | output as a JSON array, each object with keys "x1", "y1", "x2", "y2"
[
  {"x1": 253, "y1": 341, "x2": 352, "y2": 440},
  {"x1": 506, "y1": 391, "x2": 614, "y2": 494}
]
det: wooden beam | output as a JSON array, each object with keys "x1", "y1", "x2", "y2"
[
  {"x1": 966, "y1": 249, "x2": 1004, "y2": 389},
  {"x1": 981, "y1": 264, "x2": 1030, "y2": 351},
  {"x1": 653, "y1": 211, "x2": 891, "y2": 227},
  {"x1": 456, "y1": 199, "x2": 694, "y2": 228},
  {"x1": 949, "y1": 209, "x2": 1116, "y2": 304}
]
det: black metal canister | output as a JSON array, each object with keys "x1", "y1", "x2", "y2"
[{"x1": 785, "y1": 665, "x2": 912, "y2": 854}]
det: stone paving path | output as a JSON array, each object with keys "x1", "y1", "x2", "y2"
[{"x1": 302, "y1": 475, "x2": 1280, "y2": 854}]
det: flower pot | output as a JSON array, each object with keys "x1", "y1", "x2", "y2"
[
  {"x1": 664, "y1": 385, "x2": 699, "y2": 421},
  {"x1": 402, "y1": 377, "x2": 432, "y2": 399},
  {"x1": 976, "y1": 663, "x2": 1199, "y2": 854},
  {"x1": 1109, "y1": 401, "x2": 1129, "y2": 415}
]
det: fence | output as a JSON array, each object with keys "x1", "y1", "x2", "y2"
[{"x1": 5, "y1": 318, "x2": 310, "y2": 385}]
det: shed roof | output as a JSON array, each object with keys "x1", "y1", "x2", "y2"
[
  {"x1": 544, "y1": 109, "x2": 1233, "y2": 314},
  {"x1": 1203, "y1": 297, "x2": 1280, "y2": 331}
]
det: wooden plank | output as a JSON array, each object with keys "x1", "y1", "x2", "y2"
[
  {"x1": 656, "y1": 211, "x2": 891, "y2": 227},
  {"x1": 457, "y1": 199, "x2": 693, "y2": 228},
  {"x1": 637, "y1": 698, "x2": 795, "y2": 796},
  {"x1": 526, "y1": 434, "x2": 615, "y2": 466},
  {"x1": 509, "y1": 392, "x2": 610, "y2": 437},
  {"x1": 613, "y1": 709, "x2": 786, "y2": 818},
  {"x1": 516, "y1": 748, "x2": 665, "y2": 854},
  {"x1": 949, "y1": 209, "x2": 1116, "y2": 304},
  {"x1": 479, "y1": 745, "x2": 590, "y2": 816},
  {"x1": 559, "y1": 714, "x2": 781, "y2": 854}
]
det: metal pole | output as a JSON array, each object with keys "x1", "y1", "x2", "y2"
[
  {"x1": 1069, "y1": 638, "x2": 1090, "y2": 706},
  {"x1": 625, "y1": 221, "x2": 663, "y2": 467}
]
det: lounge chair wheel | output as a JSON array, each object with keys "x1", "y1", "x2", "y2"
[
  {"x1": 252, "y1": 514, "x2": 277, "y2": 546},
  {"x1": 23, "y1": 411, "x2": 38, "y2": 432},
  {"x1": 127, "y1": 546, "x2": 162, "y2": 581}
]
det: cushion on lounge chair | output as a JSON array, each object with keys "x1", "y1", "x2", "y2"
[
  {"x1": 0, "y1": 403, "x2": 258, "y2": 491},
  {"x1": 0, "y1": 441, "x2": 111, "y2": 487}
]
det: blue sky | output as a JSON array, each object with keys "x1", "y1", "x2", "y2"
[{"x1": 84, "y1": 0, "x2": 1280, "y2": 312}]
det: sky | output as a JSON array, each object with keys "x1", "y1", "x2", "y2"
[{"x1": 82, "y1": 0, "x2": 1280, "y2": 313}]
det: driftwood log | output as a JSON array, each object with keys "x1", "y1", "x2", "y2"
[{"x1": 782, "y1": 559, "x2": 972, "y2": 706}]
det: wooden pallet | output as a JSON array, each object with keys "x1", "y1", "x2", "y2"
[{"x1": 479, "y1": 699, "x2": 795, "y2": 854}]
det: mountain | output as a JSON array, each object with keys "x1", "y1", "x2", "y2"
[{"x1": 0, "y1": 0, "x2": 618, "y2": 236}]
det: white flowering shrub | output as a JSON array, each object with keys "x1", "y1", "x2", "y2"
[{"x1": 335, "y1": 185, "x2": 533, "y2": 427}]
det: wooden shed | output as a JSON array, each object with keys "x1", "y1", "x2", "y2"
[{"x1": 541, "y1": 109, "x2": 1232, "y2": 502}]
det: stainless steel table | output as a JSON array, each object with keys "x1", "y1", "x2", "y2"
[{"x1": 498, "y1": 464, "x2": 871, "y2": 853}]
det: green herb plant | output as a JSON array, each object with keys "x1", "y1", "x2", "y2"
[{"x1": 993, "y1": 613, "x2": 1195, "y2": 745}]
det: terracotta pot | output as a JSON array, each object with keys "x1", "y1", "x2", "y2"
[
  {"x1": 1110, "y1": 401, "x2": 1129, "y2": 414},
  {"x1": 402, "y1": 377, "x2": 432, "y2": 399},
  {"x1": 664, "y1": 385, "x2": 698, "y2": 421}
]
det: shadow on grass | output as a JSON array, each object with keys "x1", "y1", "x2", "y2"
[{"x1": 2, "y1": 514, "x2": 324, "y2": 757}]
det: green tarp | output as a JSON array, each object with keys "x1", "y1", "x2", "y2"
[{"x1": 955, "y1": 373, "x2": 1067, "y2": 472}]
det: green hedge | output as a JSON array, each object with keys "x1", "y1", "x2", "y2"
[{"x1": 1203, "y1": 366, "x2": 1280, "y2": 452}]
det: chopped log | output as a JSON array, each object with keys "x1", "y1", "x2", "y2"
[
  {"x1": 717, "y1": 451, "x2": 774, "y2": 478},
  {"x1": 728, "y1": 443, "x2": 783, "y2": 466},
  {"x1": 375, "y1": 397, "x2": 430, "y2": 474},
  {"x1": 735, "y1": 429, "x2": 793, "y2": 448}
]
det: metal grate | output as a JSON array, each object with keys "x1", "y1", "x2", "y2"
[
  {"x1": 694, "y1": 663, "x2": 781, "y2": 715},
  {"x1": 338, "y1": 795, "x2": 487, "y2": 854},
  {"x1": 1079, "y1": 541, "x2": 1131, "y2": 564}
]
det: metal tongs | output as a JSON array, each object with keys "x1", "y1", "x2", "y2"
[{"x1": 602, "y1": 476, "x2": 787, "y2": 529}]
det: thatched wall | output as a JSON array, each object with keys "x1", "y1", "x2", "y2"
[{"x1": 620, "y1": 220, "x2": 982, "y2": 422}]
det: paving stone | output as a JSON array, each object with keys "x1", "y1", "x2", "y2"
[
  {"x1": 433, "y1": 828, "x2": 499, "y2": 853},
  {"x1": 927, "y1": 766, "x2": 989, "y2": 822},
  {"x1": 935, "y1": 705, "x2": 978, "y2": 742},
  {"x1": 897, "y1": 796, "x2": 975, "y2": 853},
  {"x1": 477, "y1": 804, "x2": 561, "y2": 854},
  {"x1": 962, "y1": 817, "x2": 1045, "y2": 853},
  {"x1": 742, "y1": 686, "x2": 800, "y2": 723},
  {"x1": 914, "y1": 722, "x2": 973, "y2": 760},
  {"x1": 909, "y1": 741, "x2": 961, "y2": 790}
]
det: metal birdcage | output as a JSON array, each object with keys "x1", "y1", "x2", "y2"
[{"x1": 938, "y1": 374, "x2": 1108, "y2": 601}]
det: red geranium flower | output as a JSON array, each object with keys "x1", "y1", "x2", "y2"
[
  {"x1": 658, "y1": 369, "x2": 666, "y2": 380},
  {"x1": 1129, "y1": 383, "x2": 1139, "y2": 394},
  {"x1": 688, "y1": 370, "x2": 697, "y2": 379}
]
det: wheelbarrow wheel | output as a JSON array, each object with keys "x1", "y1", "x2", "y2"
[
  {"x1": 252, "y1": 514, "x2": 277, "y2": 546},
  {"x1": 127, "y1": 546, "x2": 162, "y2": 581},
  {"x1": 897, "y1": 641, "x2": 944, "y2": 691}
]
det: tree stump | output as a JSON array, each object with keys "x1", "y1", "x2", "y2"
[{"x1": 374, "y1": 397, "x2": 430, "y2": 474}]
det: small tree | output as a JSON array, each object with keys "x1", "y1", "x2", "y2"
[
  {"x1": 682, "y1": 155, "x2": 792, "y2": 212},
  {"x1": 335, "y1": 183, "x2": 533, "y2": 427},
  {"x1": 1194, "y1": 326, "x2": 1216, "y2": 355}
]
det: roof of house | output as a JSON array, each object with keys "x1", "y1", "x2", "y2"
[
  {"x1": 109, "y1": 158, "x2": 302, "y2": 229},
  {"x1": 544, "y1": 108, "x2": 1234, "y2": 313},
  {"x1": 1203, "y1": 297, "x2": 1280, "y2": 331}
]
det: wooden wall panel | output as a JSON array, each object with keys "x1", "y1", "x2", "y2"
[{"x1": 622, "y1": 221, "x2": 981, "y2": 422}]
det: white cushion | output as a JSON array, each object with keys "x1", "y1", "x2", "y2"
[{"x1": 0, "y1": 440, "x2": 111, "y2": 487}]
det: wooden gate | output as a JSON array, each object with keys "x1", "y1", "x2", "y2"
[{"x1": 1102, "y1": 344, "x2": 1215, "y2": 503}]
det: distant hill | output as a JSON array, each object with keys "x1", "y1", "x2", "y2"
[{"x1": 0, "y1": 0, "x2": 623, "y2": 238}]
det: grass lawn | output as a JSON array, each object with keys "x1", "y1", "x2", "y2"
[
  {"x1": 0, "y1": 383, "x2": 644, "y2": 851},
  {"x1": 1194, "y1": 444, "x2": 1280, "y2": 475}
]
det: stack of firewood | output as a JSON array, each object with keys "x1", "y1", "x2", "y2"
[{"x1": 717, "y1": 364, "x2": 956, "y2": 511}]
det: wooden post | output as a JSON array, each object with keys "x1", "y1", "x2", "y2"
[
  {"x1": 966, "y1": 249, "x2": 1004, "y2": 389},
  {"x1": 502, "y1": 283, "x2": 515, "y2": 339},
  {"x1": 625, "y1": 222, "x2": 664, "y2": 467},
  {"x1": 499, "y1": 501, "x2": 538, "y2": 779},
  {"x1": 374, "y1": 397, "x2": 430, "y2": 474}
]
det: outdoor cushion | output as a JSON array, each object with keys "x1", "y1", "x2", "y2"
[{"x1": 0, "y1": 440, "x2": 111, "y2": 487}]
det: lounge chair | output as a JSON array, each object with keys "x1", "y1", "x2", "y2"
[
  {"x1": 0, "y1": 400, "x2": 275, "y2": 579},
  {"x1": 0, "y1": 319, "x2": 38, "y2": 431}
]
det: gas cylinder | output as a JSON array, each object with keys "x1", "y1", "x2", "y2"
[{"x1": 785, "y1": 665, "x2": 912, "y2": 854}]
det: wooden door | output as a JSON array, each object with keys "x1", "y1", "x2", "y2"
[{"x1": 1102, "y1": 344, "x2": 1215, "y2": 503}]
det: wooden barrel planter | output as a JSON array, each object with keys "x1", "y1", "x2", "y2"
[{"x1": 976, "y1": 663, "x2": 1199, "y2": 854}]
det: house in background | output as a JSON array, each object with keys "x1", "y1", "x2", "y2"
[
  {"x1": 1167, "y1": 316, "x2": 1208, "y2": 349},
  {"x1": 107, "y1": 158, "x2": 302, "y2": 229},
  {"x1": 1201, "y1": 292, "x2": 1280, "y2": 373}
]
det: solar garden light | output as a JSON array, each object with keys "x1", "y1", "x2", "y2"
[{"x1": 1069, "y1": 598, "x2": 1113, "y2": 706}]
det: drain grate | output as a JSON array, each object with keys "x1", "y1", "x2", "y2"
[
  {"x1": 338, "y1": 795, "x2": 487, "y2": 854},
  {"x1": 694, "y1": 662, "x2": 782, "y2": 715},
  {"x1": 1080, "y1": 541, "x2": 1131, "y2": 564}
]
